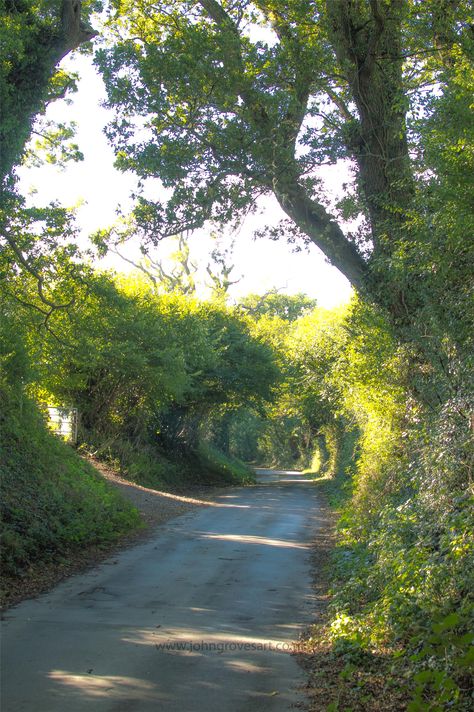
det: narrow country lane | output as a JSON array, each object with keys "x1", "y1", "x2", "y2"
[{"x1": 1, "y1": 471, "x2": 322, "y2": 711}]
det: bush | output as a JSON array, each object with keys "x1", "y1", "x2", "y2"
[{"x1": 0, "y1": 313, "x2": 141, "y2": 580}]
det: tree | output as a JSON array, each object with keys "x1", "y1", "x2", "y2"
[
  {"x1": 239, "y1": 291, "x2": 317, "y2": 321},
  {"x1": 0, "y1": 0, "x2": 98, "y2": 185},
  {"x1": 0, "y1": 194, "x2": 92, "y2": 342},
  {"x1": 96, "y1": 0, "x2": 472, "y2": 327},
  {"x1": 31, "y1": 274, "x2": 201, "y2": 441},
  {"x1": 163, "y1": 299, "x2": 279, "y2": 447},
  {"x1": 94, "y1": 222, "x2": 241, "y2": 300},
  {"x1": 0, "y1": 2, "x2": 101, "y2": 330},
  {"x1": 117, "y1": 232, "x2": 200, "y2": 296},
  {"x1": 259, "y1": 304, "x2": 350, "y2": 468},
  {"x1": 205, "y1": 235, "x2": 241, "y2": 301}
]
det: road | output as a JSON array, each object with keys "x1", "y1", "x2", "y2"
[{"x1": 1, "y1": 470, "x2": 321, "y2": 711}]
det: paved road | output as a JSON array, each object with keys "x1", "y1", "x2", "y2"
[{"x1": 1, "y1": 470, "x2": 320, "y2": 711}]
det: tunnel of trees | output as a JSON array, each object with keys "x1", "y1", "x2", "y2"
[{"x1": 1, "y1": 2, "x2": 473, "y2": 709}]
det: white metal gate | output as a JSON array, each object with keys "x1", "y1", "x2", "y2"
[{"x1": 47, "y1": 406, "x2": 78, "y2": 444}]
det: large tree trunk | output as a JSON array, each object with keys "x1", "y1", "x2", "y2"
[
  {"x1": 325, "y1": 1, "x2": 420, "y2": 324},
  {"x1": 326, "y1": 0, "x2": 414, "y2": 245}
]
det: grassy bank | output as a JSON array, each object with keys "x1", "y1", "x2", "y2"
[
  {"x1": 304, "y1": 420, "x2": 473, "y2": 711},
  {"x1": 0, "y1": 398, "x2": 142, "y2": 595},
  {"x1": 81, "y1": 436, "x2": 255, "y2": 491}
]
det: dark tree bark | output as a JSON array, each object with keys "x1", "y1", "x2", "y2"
[{"x1": 326, "y1": 1, "x2": 414, "y2": 244}]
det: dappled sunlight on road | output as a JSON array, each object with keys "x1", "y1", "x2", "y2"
[
  {"x1": 226, "y1": 659, "x2": 272, "y2": 674},
  {"x1": 200, "y1": 532, "x2": 310, "y2": 550},
  {"x1": 147, "y1": 489, "x2": 252, "y2": 508},
  {"x1": 46, "y1": 625, "x2": 301, "y2": 707},
  {"x1": 3, "y1": 466, "x2": 320, "y2": 711},
  {"x1": 121, "y1": 626, "x2": 304, "y2": 654},
  {"x1": 47, "y1": 671, "x2": 166, "y2": 702},
  {"x1": 98, "y1": 470, "x2": 252, "y2": 508}
]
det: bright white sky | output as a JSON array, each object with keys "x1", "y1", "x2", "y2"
[{"x1": 18, "y1": 54, "x2": 353, "y2": 308}]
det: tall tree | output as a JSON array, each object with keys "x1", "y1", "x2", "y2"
[
  {"x1": 96, "y1": 0, "x2": 472, "y2": 328},
  {"x1": 1, "y1": 2, "x2": 101, "y2": 331}
]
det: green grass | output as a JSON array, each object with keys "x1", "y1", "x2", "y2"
[
  {"x1": 93, "y1": 436, "x2": 256, "y2": 490},
  {"x1": 0, "y1": 399, "x2": 142, "y2": 579},
  {"x1": 195, "y1": 442, "x2": 256, "y2": 485}
]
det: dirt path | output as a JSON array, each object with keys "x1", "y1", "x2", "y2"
[{"x1": 89, "y1": 457, "x2": 228, "y2": 529}]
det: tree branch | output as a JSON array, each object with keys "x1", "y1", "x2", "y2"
[
  {"x1": 198, "y1": 0, "x2": 271, "y2": 130},
  {"x1": 272, "y1": 167, "x2": 367, "y2": 289},
  {"x1": 197, "y1": 1, "x2": 366, "y2": 289},
  {"x1": 3, "y1": 233, "x2": 75, "y2": 311}
]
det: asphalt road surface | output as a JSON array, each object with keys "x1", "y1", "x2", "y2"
[{"x1": 1, "y1": 469, "x2": 322, "y2": 711}]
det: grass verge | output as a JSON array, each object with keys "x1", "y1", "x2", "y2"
[
  {"x1": 1, "y1": 401, "x2": 142, "y2": 606},
  {"x1": 85, "y1": 437, "x2": 256, "y2": 491}
]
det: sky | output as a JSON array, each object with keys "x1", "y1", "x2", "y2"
[{"x1": 17, "y1": 54, "x2": 353, "y2": 308}]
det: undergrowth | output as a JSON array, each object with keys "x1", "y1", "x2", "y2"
[
  {"x1": 306, "y1": 410, "x2": 473, "y2": 711},
  {"x1": 80, "y1": 434, "x2": 255, "y2": 491},
  {"x1": 0, "y1": 397, "x2": 141, "y2": 585}
]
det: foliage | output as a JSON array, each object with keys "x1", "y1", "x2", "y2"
[
  {"x1": 298, "y1": 301, "x2": 474, "y2": 711},
  {"x1": 6, "y1": 267, "x2": 276, "y2": 488},
  {"x1": 1, "y1": 2, "x2": 472, "y2": 708},
  {"x1": 241, "y1": 298, "x2": 352, "y2": 469},
  {"x1": 0, "y1": 192, "x2": 91, "y2": 337},
  {"x1": 0, "y1": 304, "x2": 141, "y2": 580},
  {"x1": 0, "y1": 0, "x2": 99, "y2": 183},
  {"x1": 194, "y1": 441, "x2": 255, "y2": 485},
  {"x1": 96, "y1": 0, "x2": 472, "y2": 327},
  {"x1": 238, "y1": 291, "x2": 473, "y2": 709},
  {"x1": 238, "y1": 292, "x2": 317, "y2": 322}
]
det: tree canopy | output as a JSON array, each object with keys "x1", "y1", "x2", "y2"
[
  {"x1": 0, "y1": 3, "x2": 473, "y2": 709},
  {"x1": 96, "y1": 0, "x2": 473, "y2": 324},
  {"x1": 0, "y1": 0, "x2": 99, "y2": 184}
]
